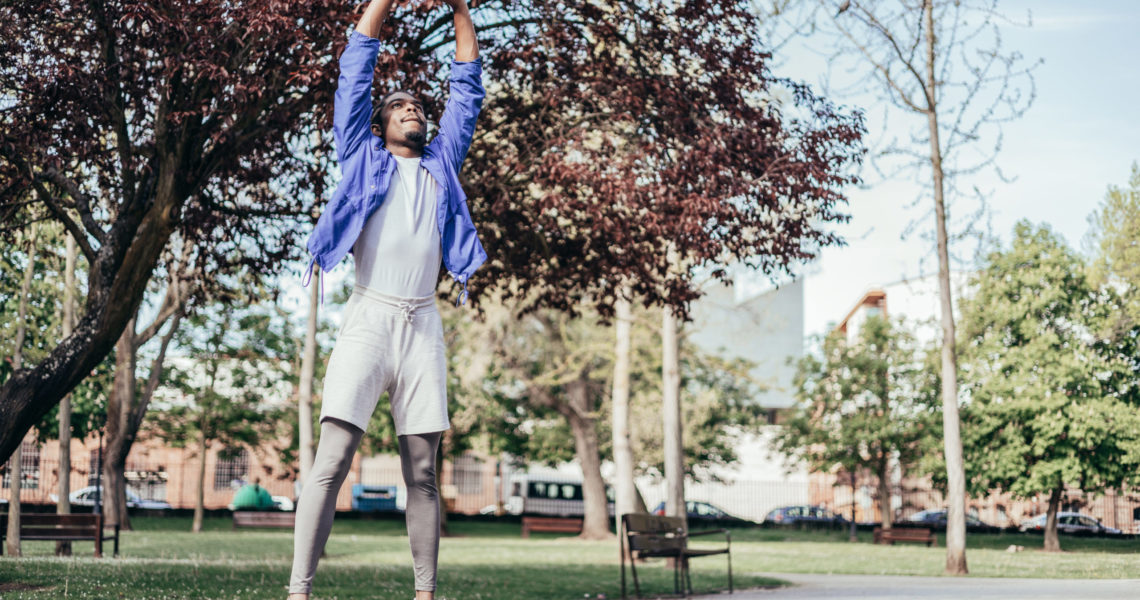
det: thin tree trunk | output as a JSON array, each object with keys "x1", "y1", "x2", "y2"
[
  {"x1": 610, "y1": 295, "x2": 635, "y2": 537},
  {"x1": 924, "y1": 0, "x2": 968, "y2": 575},
  {"x1": 104, "y1": 317, "x2": 137, "y2": 531},
  {"x1": 56, "y1": 232, "x2": 77, "y2": 556},
  {"x1": 564, "y1": 379, "x2": 612, "y2": 540},
  {"x1": 6, "y1": 224, "x2": 38, "y2": 557},
  {"x1": 298, "y1": 265, "x2": 319, "y2": 484},
  {"x1": 848, "y1": 471, "x2": 857, "y2": 542},
  {"x1": 192, "y1": 429, "x2": 208, "y2": 533},
  {"x1": 661, "y1": 306, "x2": 685, "y2": 530},
  {"x1": 5, "y1": 440, "x2": 22, "y2": 557},
  {"x1": 877, "y1": 460, "x2": 892, "y2": 531},
  {"x1": 1043, "y1": 486, "x2": 1063, "y2": 552}
]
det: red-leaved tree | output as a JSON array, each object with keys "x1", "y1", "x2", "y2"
[{"x1": 461, "y1": 0, "x2": 865, "y2": 537}]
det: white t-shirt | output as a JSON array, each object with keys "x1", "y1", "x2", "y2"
[{"x1": 353, "y1": 155, "x2": 442, "y2": 298}]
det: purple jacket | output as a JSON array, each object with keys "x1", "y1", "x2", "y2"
[{"x1": 304, "y1": 30, "x2": 487, "y2": 304}]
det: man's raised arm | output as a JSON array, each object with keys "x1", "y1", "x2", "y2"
[
  {"x1": 435, "y1": 0, "x2": 484, "y2": 171},
  {"x1": 444, "y1": 0, "x2": 479, "y2": 62},
  {"x1": 333, "y1": 0, "x2": 394, "y2": 165}
]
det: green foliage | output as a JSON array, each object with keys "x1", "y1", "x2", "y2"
[
  {"x1": 772, "y1": 315, "x2": 940, "y2": 481},
  {"x1": 0, "y1": 218, "x2": 112, "y2": 442},
  {"x1": 1086, "y1": 162, "x2": 1140, "y2": 324},
  {"x1": 449, "y1": 301, "x2": 765, "y2": 477},
  {"x1": 959, "y1": 221, "x2": 1140, "y2": 499},
  {"x1": 146, "y1": 282, "x2": 293, "y2": 458}
]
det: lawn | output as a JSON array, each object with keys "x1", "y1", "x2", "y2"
[
  {"x1": 1, "y1": 518, "x2": 1138, "y2": 599},
  {"x1": 0, "y1": 517, "x2": 772, "y2": 600}
]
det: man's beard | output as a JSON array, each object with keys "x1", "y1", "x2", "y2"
[{"x1": 405, "y1": 129, "x2": 426, "y2": 146}]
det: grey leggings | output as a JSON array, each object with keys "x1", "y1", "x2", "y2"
[{"x1": 288, "y1": 418, "x2": 442, "y2": 594}]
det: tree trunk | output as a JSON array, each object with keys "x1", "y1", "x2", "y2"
[
  {"x1": 876, "y1": 459, "x2": 892, "y2": 531},
  {"x1": 298, "y1": 264, "x2": 319, "y2": 484},
  {"x1": 5, "y1": 223, "x2": 38, "y2": 557},
  {"x1": 564, "y1": 379, "x2": 612, "y2": 540},
  {"x1": 192, "y1": 429, "x2": 208, "y2": 533},
  {"x1": 610, "y1": 295, "x2": 636, "y2": 537},
  {"x1": 56, "y1": 232, "x2": 78, "y2": 556},
  {"x1": 1043, "y1": 486, "x2": 1063, "y2": 552},
  {"x1": 5, "y1": 440, "x2": 22, "y2": 557},
  {"x1": 104, "y1": 318, "x2": 138, "y2": 531},
  {"x1": 923, "y1": 0, "x2": 968, "y2": 575},
  {"x1": 661, "y1": 306, "x2": 685, "y2": 530},
  {"x1": 848, "y1": 472, "x2": 858, "y2": 542}
]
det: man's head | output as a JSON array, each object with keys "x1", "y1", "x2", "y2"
[{"x1": 371, "y1": 90, "x2": 427, "y2": 151}]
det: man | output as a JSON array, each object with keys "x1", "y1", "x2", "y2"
[
  {"x1": 291, "y1": 0, "x2": 485, "y2": 598},
  {"x1": 232, "y1": 477, "x2": 275, "y2": 511}
]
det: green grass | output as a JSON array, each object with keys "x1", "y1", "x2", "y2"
[
  {"x1": 2, "y1": 519, "x2": 1138, "y2": 599},
  {"x1": 0, "y1": 517, "x2": 774, "y2": 599}
]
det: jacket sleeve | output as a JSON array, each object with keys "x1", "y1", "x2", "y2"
[
  {"x1": 434, "y1": 58, "x2": 486, "y2": 172},
  {"x1": 334, "y1": 30, "x2": 381, "y2": 167}
]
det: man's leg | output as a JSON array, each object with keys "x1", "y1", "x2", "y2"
[
  {"x1": 287, "y1": 418, "x2": 365, "y2": 599},
  {"x1": 399, "y1": 431, "x2": 443, "y2": 600}
]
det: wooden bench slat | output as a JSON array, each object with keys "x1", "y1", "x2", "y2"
[
  {"x1": 20, "y1": 526, "x2": 101, "y2": 538},
  {"x1": 20, "y1": 514, "x2": 99, "y2": 526}
]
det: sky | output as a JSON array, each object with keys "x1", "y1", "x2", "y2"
[{"x1": 763, "y1": 0, "x2": 1140, "y2": 337}]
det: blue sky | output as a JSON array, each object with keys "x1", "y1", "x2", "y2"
[{"x1": 765, "y1": 0, "x2": 1140, "y2": 336}]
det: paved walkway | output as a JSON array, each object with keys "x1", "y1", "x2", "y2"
[{"x1": 691, "y1": 573, "x2": 1140, "y2": 599}]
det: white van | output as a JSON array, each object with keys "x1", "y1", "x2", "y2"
[{"x1": 504, "y1": 473, "x2": 615, "y2": 517}]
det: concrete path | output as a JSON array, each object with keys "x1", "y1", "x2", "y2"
[{"x1": 690, "y1": 573, "x2": 1140, "y2": 599}]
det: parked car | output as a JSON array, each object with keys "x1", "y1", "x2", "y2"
[
  {"x1": 1018, "y1": 512, "x2": 1121, "y2": 535},
  {"x1": 764, "y1": 505, "x2": 848, "y2": 526},
  {"x1": 903, "y1": 509, "x2": 993, "y2": 531},
  {"x1": 50, "y1": 486, "x2": 172, "y2": 510},
  {"x1": 651, "y1": 501, "x2": 752, "y2": 524}
]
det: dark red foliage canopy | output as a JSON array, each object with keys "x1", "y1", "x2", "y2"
[{"x1": 465, "y1": 0, "x2": 864, "y2": 318}]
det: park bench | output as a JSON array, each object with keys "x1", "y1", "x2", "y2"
[
  {"x1": 0, "y1": 513, "x2": 119, "y2": 557},
  {"x1": 232, "y1": 510, "x2": 296, "y2": 530},
  {"x1": 620, "y1": 513, "x2": 732, "y2": 599},
  {"x1": 873, "y1": 526, "x2": 934, "y2": 546},
  {"x1": 520, "y1": 516, "x2": 582, "y2": 537}
]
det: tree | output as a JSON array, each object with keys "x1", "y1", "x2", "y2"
[
  {"x1": 958, "y1": 221, "x2": 1140, "y2": 552},
  {"x1": 806, "y1": 0, "x2": 1040, "y2": 572},
  {"x1": 772, "y1": 316, "x2": 939, "y2": 536},
  {"x1": 149, "y1": 284, "x2": 293, "y2": 532},
  {"x1": 461, "y1": 0, "x2": 863, "y2": 542},
  {"x1": 0, "y1": 0, "x2": 353, "y2": 463},
  {"x1": 1086, "y1": 163, "x2": 1140, "y2": 326}
]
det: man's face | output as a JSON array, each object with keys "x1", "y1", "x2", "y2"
[{"x1": 373, "y1": 91, "x2": 426, "y2": 147}]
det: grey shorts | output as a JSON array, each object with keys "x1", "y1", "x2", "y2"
[{"x1": 319, "y1": 284, "x2": 449, "y2": 436}]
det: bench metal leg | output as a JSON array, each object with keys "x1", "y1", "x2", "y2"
[{"x1": 620, "y1": 521, "x2": 627, "y2": 600}]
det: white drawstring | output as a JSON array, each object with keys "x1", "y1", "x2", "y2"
[{"x1": 398, "y1": 301, "x2": 414, "y2": 324}]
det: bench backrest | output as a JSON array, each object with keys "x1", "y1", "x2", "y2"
[
  {"x1": 622, "y1": 513, "x2": 686, "y2": 553},
  {"x1": 1, "y1": 513, "x2": 101, "y2": 537}
]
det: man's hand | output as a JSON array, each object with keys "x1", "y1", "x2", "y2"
[{"x1": 442, "y1": 0, "x2": 472, "y2": 11}]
